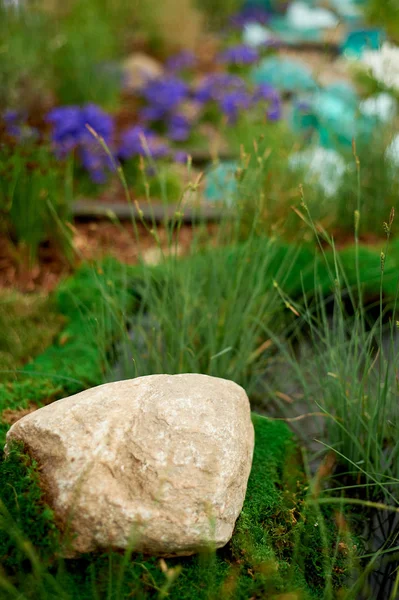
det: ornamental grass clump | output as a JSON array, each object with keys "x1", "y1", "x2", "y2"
[{"x1": 264, "y1": 203, "x2": 399, "y2": 504}]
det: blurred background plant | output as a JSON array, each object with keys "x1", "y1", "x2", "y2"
[
  {"x1": 366, "y1": 0, "x2": 399, "y2": 43},
  {"x1": 0, "y1": 291, "x2": 65, "y2": 382},
  {"x1": 0, "y1": 121, "x2": 73, "y2": 265},
  {"x1": 195, "y1": 0, "x2": 242, "y2": 28}
]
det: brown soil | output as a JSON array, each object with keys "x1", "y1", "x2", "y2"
[{"x1": 0, "y1": 221, "x2": 217, "y2": 293}]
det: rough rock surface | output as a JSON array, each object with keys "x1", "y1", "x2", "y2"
[{"x1": 6, "y1": 374, "x2": 254, "y2": 556}]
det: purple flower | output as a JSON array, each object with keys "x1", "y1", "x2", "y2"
[
  {"x1": 218, "y1": 45, "x2": 259, "y2": 66},
  {"x1": 2, "y1": 110, "x2": 38, "y2": 140},
  {"x1": 46, "y1": 104, "x2": 115, "y2": 182},
  {"x1": 47, "y1": 104, "x2": 113, "y2": 150},
  {"x1": 195, "y1": 74, "x2": 247, "y2": 104},
  {"x1": 195, "y1": 74, "x2": 252, "y2": 123},
  {"x1": 141, "y1": 77, "x2": 188, "y2": 119},
  {"x1": 3, "y1": 110, "x2": 22, "y2": 137},
  {"x1": 80, "y1": 146, "x2": 114, "y2": 184},
  {"x1": 267, "y1": 101, "x2": 282, "y2": 121},
  {"x1": 174, "y1": 150, "x2": 189, "y2": 164},
  {"x1": 81, "y1": 104, "x2": 114, "y2": 141},
  {"x1": 229, "y1": 7, "x2": 271, "y2": 28},
  {"x1": 166, "y1": 51, "x2": 197, "y2": 73},
  {"x1": 139, "y1": 105, "x2": 166, "y2": 122},
  {"x1": 167, "y1": 113, "x2": 191, "y2": 142},
  {"x1": 253, "y1": 83, "x2": 279, "y2": 102},
  {"x1": 118, "y1": 126, "x2": 169, "y2": 160},
  {"x1": 138, "y1": 77, "x2": 193, "y2": 141},
  {"x1": 219, "y1": 90, "x2": 252, "y2": 123},
  {"x1": 253, "y1": 84, "x2": 282, "y2": 122},
  {"x1": 47, "y1": 106, "x2": 82, "y2": 155}
]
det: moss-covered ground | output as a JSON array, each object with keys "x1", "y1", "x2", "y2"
[
  {"x1": 0, "y1": 415, "x2": 355, "y2": 599},
  {"x1": 0, "y1": 291, "x2": 66, "y2": 383},
  {"x1": 0, "y1": 236, "x2": 388, "y2": 598}
]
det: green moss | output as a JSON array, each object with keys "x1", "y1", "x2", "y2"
[
  {"x1": 0, "y1": 292, "x2": 66, "y2": 383},
  {"x1": 0, "y1": 416, "x2": 353, "y2": 599},
  {"x1": 0, "y1": 442, "x2": 60, "y2": 571}
]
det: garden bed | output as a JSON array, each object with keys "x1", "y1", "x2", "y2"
[{"x1": 2, "y1": 0, "x2": 399, "y2": 598}]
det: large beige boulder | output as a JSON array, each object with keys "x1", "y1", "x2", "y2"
[{"x1": 6, "y1": 374, "x2": 254, "y2": 556}]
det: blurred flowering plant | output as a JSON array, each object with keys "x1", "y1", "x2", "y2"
[
  {"x1": 195, "y1": 74, "x2": 247, "y2": 104},
  {"x1": 0, "y1": 114, "x2": 72, "y2": 263},
  {"x1": 219, "y1": 44, "x2": 259, "y2": 66},
  {"x1": 355, "y1": 43, "x2": 399, "y2": 94},
  {"x1": 165, "y1": 51, "x2": 197, "y2": 73},
  {"x1": 253, "y1": 83, "x2": 282, "y2": 120},
  {"x1": 195, "y1": 74, "x2": 281, "y2": 123},
  {"x1": 3, "y1": 110, "x2": 39, "y2": 140},
  {"x1": 118, "y1": 126, "x2": 169, "y2": 161},
  {"x1": 230, "y1": 6, "x2": 271, "y2": 28},
  {"x1": 138, "y1": 76, "x2": 192, "y2": 142},
  {"x1": 47, "y1": 104, "x2": 115, "y2": 183}
]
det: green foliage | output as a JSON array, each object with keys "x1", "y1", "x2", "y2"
[
  {"x1": 195, "y1": 0, "x2": 242, "y2": 28},
  {"x1": 334, "y1": 131, "x2": 399, "y2": 235},
  {"x1": 114, "y1": 232, "x2": 300, "y2": 395},
  {"x1": 263, "y1": 213, "x2": 399, "y2": 501},
  {"x1": 0, "y1": 0, "x2": 125, "y2": 111},
  {"x1": 0, "y1": 290, "x2": 65, "y2": 382},
  {"x1": 118, "y1": 160, "x2": 184, "y2": 204},
  {"x1": 51, "y1": 0, "x2": 124, "y2": 108},
  {"x1": 113, "y1": 228, "x2": 399, "y2": 396},
  {"x1": 0, "y1": 3, "x2": 53, "y2": 109},
  {"x1": 0, "y1": 138, "x2": 73, "y2": 263},
  {"x1": 223, "y1": 121, "x2": 399, "y2": 240},
  {"x1": 0, "y1": 443, "x2": 60, "y2": 571},
  {"x1": 365, "y1": 0, "x2": 399, "y2": 42}
]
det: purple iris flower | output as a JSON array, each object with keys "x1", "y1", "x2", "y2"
[
  {"x1": 166, "y1": 51, "x2": 197, "y2": 73},
  {"x1": 138, "y1": 76, "x2": 193, "y2": 142},
  {"x1": 141, "y1": 77, "x2": 189, "y2": 119},
  {"x1": 80, "y1": 104, "x2": 114, "y2": 141},
  {"x1": 118, "y1": 126, "x2": 169, "y2": 160},
  {"x1": 46, "y1": 104, "x2": 115, "y2": 182},
  {"x1": 80, "y1": 146, "x2": 114, "y2": 184},
  {"x1": 218, "y1": 45, "x2": 259, "y2": 66},
  {"x1": 47, "y1": 106, "x2": 83, "y2": 156},
  {"x1": 167, "y1": 114, "x2": 191, "y2": 142},
  {"x1": 219, "y1": 90, "x2": 252, "y2": 123}
]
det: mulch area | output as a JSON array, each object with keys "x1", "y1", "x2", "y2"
[{"x1": 0, "y1": 221, "x2": 217, "y2": 293}]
